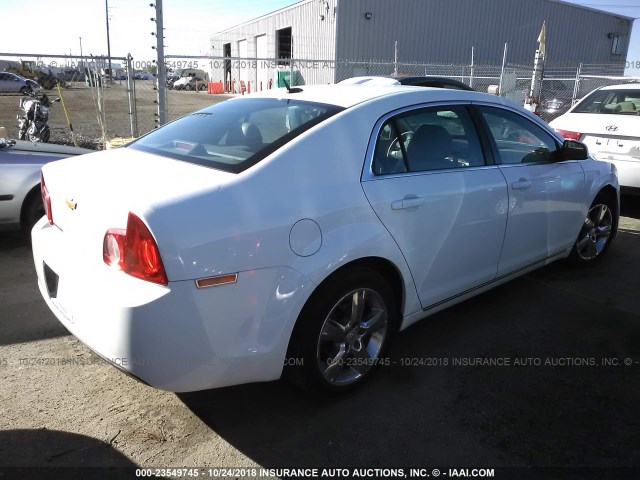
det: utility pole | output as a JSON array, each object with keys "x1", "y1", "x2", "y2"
[
  {"x1": 78, "y1": 37, "x2": 84, "y2": 68},
  {"x1": 152, "y1": 0, "x2": 167, "y2": 125},
  {"x1": 105, "y1": 0, "x2": 113, "y2": 81}
]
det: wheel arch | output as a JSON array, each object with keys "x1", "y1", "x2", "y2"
[
  {"x1": 19, "y1": 182, "x2": 41, "y2": 228},
  {"x1": 299, "y1": 255, "x2": 406, "y2": 327},
  {"x1": 283, "y1": 256, "x2": 406, "y2": 392},
  {"x1": 595, "y1": 184, "x2": 619, "y2": 239}
]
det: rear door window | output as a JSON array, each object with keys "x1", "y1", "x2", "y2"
[{"x1": 372, "y1": 105, "x2": 486, "y2": 175}]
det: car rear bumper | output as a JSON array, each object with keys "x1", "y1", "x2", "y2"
[
  {"x1": 593, "y1": 158, "x2": 640, "y2": 188},
  {"x1": 32, "y1": 218, "x2": 311, "y2": 392}
]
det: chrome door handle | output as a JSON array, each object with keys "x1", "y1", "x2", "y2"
[
  {"x1": 391, "y1": 197, "x2": 424, "y2": 210},
  {"x1": 511, "y1": 179, "x2": 532, "y2": 190}
]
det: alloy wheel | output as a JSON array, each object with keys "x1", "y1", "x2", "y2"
[
  {"x1": 316, "y1": 288, "x2": 388, "y2": 386},
  {"x1": 576, "y1": 203, "x2": 613, "y2": 261}
]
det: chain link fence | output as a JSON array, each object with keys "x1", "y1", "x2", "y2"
[{"x1": 1, "y1": 52, "x2": 639, "y2": 149}]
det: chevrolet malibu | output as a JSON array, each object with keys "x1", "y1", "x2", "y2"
[{"x1": 32, "y1": 85, "x2": 619, "y2": 395}]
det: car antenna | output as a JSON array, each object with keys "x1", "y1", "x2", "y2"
[{"x1": 282, "y1": 78, "x2": 302, "y2": 94}]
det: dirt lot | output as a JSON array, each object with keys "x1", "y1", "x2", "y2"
[
  {"x1": 0, "y1": 195, "x2": 639, "y2": 479},
  {"x1": 0, "y1": 82, "x2": 231, "y2": 149}
]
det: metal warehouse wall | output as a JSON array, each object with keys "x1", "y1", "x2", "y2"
[
  {"x1": 210, "y1": 0, "x2": 338, "y2": 85},
  {"x1": 335, "y1": 0, "x2": 632, "y2": 66}
]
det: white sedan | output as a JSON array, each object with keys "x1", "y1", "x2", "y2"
[
  {"x1": 550, "y1": 83, "x2": 640, "y2": 188},
  {"x1": 32, "y1": 85, "x2": 619, "y2": 395}
]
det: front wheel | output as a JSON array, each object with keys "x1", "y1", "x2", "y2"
[
  {"x1": 285, "y1": 268, "x2": 398, "y2": 396},
  {"x1": 568, "y1": 195, "x2": 616, "y2": 264}
]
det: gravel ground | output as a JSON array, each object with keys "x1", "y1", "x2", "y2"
[{"x1": 1, "y1": 190, "x2": 639, "y2": 480}]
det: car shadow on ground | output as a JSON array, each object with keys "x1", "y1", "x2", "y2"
[
  {"x1": 179, "y1": 232, "x2": 640, "y2": 470},
  {"x1": 620, "y1": 192, "x2": 640, "y2": 220},
  {"x1": 0, "y1": 229, "x2": 69, "y2": 346},
  {"x1": 0, "y1": 429, "x2": 140, "y2": 479}
]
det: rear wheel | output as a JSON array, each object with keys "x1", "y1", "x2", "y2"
[
  {"x1": 568, "y1": 194, "x2": 616, "y2": 264},
  {"x1": 22, "y1": 188, "x2": 44, "y2": 233},
  {"x1": 285, "y1": 268, "x2": 398, "y2": 396}
]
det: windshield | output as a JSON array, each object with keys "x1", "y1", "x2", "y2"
[
  {"x1": 573, "y1": 88, "x2": 640, "y2": 115},
  {"x1": 129, "y1": 98, "x2": 343, "y2": 173}
]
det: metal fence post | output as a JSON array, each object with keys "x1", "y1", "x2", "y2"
[
  {"x1": 125, "y1": 54, "x2": 138, "y2": 137},
  {"x1": 470, "y1": 46, "x2": 475, "y2": 89},
  {"x1": 154, "y1": 0, "x2": 167, "y2": 126},
  {"x1": 290, "y1": 57, "x2": 294, "y2": 87},
  {"x1": 393, "y1": 41, "x2": 398, "y2": 76},
  {"x1": 499, "y1": 43, "x2": 508, "y2": 97},
  {"x1": 572, "y1": 63, "x2": 582, "y2": 106}
]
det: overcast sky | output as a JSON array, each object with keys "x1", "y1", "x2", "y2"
[{"x1": 0, "y1": 0, "x2": 638, "y2": 75}]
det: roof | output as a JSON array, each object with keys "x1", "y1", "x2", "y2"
[
  {"x1": 599, "y1": 83, "x2": 640, "y2": 91},
  {"x1": 212, "y1": 0, "x2": 309, "y2": 35},
  {"x1": 212, "y1": 0, "x2": 634, "y2": 37},
  {"x1": 548, "y1": 0, "x2": 634, "y2": 22},
  {"x1": 231, "y1": 84, "x2": 499, "y2": 109}
]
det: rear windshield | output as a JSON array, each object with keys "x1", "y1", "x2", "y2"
[
  {"x1": 129, "y1": 98, "x2": 343, "y2": 173},
  {"x1": 573, "y1": 89, "x2": 640, "y2": 115}
]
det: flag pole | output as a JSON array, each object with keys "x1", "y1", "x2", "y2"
[{"x1": 525, "y1": 21, "x2": 546, "y2": 113}]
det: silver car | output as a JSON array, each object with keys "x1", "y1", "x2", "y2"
[
  {"x1": 0, "y1": 72, "x2": 40, "y2": 94},
  {"x1": 0, "y1": 138, "x2": 92, "y2": 231}
]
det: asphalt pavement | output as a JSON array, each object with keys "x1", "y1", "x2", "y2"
[{"x1": 0, "y1": 195, "x2": 639, "y2": 480}]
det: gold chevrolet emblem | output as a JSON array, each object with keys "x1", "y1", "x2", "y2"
[{"x1": 66, "y1": 199, "x2": 77, "y2": 211}]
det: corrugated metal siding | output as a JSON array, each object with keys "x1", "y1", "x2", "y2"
[
  {"x1": 210, "y1": 0, "x2": 338, "y2": 85},
  {"x1": 335, "y1": 0, "x2": 632, "y2": 66}
]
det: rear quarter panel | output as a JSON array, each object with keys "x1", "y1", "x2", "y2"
[{"x1": 145, "y1": 94, "x2": 431, "y2": 322}]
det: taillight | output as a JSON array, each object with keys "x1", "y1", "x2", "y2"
[
  {"x1": 41, "y1": 172, "x2": 53, "y2": 225},
  {"x1": 556, "y1": 129, "x2": 582, "y2": 141},
  {"x1": 103, "y1": 213, "x2": 168, "y2": 285}
]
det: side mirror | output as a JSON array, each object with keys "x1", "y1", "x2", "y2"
[{"x1": 561, "y1": 139, "x2": 588, "y2": 161}]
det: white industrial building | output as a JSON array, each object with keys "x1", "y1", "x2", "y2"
[{"x1": 210, "y1": 0, "x2": 633, "y2": 88}]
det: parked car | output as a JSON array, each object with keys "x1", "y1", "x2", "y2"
[
  {"x1": 134, "y1": 72, "x2": 155, "y2": 80},
  {"x1": 32, "y1": 85, "x2": 619, "y2": 396},
  {"x1": 183, "y1": 76, "x2": 208, "y2": 91},
  {"x1": 171, "y1": 76, "x2": 207, "y2": 91},
  {"x1": 0, "y1": 138, "x2": 92, "y2": 231},
  {"x1": 339, "y1": 75, "x2": 474, "y2": 90},
  {"x1": 538, "y1": 79, "x2": 573, "y2": 121},
  {"x1": 0, "y1": 72, "x2": 41, "y2": 94},
  {"x1": 550, "y1": 83, "x2": 640, "y2": 189}
]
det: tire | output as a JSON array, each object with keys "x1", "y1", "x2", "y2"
[
  {"x1": 185, "y1": 84, "x2": 193, "y2": 91},
  {"x1": 40, "y1": 126, "x2": 50, "y2": 143},
  {"x1": 285, "y1": 268, "x2": 398, "y2": 396},
  {"x1": 568, "y1": 193, "x2": 617, "y2": 265},
  {"x1": 22, "y1": 188, "x2": 44, "y2": 233}
]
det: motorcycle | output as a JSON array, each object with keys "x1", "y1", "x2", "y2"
[{"x1": 16, "y1": 91, "x2": 60, "y2": 143}]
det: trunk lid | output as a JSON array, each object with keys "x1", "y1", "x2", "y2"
[
  {"x1": 41, "y1": 148, "x2": 237, "y2": 277},
  {"x1": 552, "y1": 113, "x2": 640, "y2": 162}
]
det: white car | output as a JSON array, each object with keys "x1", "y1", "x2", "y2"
[
  {"x1": 550, "y1": 83, "x2": 640, "y2": 188},
  {"x1": 32, "y1": 85, "x2": 619, "y2": 395}
]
